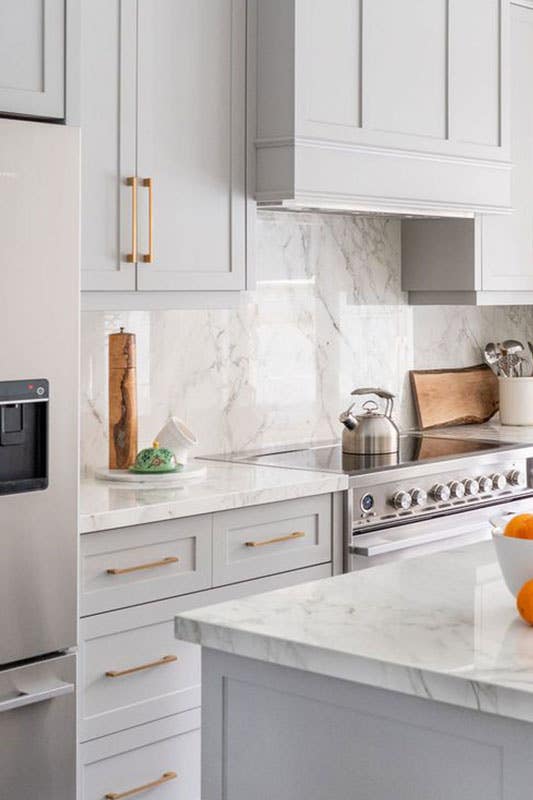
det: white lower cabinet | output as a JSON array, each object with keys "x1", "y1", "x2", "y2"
[
  {"x1": 79, "y1": 492, "x2": 339, "y2": 798},
  {"x1": 212, "y1": 494, "x2": 332, "y2": 585},
  {"x1": 79, "y1": 600, "x2": 201, "y2": 741},
  {"x1": 80, "y1": 710, "x2": 201, "y2": 800},
  {"x1": 80, "y1": 515, "x2": 212, "y2": 616}
]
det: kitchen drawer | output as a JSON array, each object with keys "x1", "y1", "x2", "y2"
[
  {"x1": 80, "y1": 710, "x2": 200, "y2": 800},
  {"x1": 80, "y1": 599, "x2": 201, "y2": 742},
  {"x1": 80, "y1": 516, "x2": 212, "y2": 615},
  {"x1": 212, "y1": 495, "x2": 332, "y2": 585}
]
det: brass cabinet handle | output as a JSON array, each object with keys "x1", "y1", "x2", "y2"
[
  {"x1": 244, "y1": 531, "x2": 306, "y2": 548},
  {"x1": 105, "y1": 771, "x2": 177, "y2": 799},
  {"x1": 105, "y1": 654, "x2": 178, "y2": 678},
  {"x1": 106, "y1": 556, "x2": 178, "y2": 576},
  {"x1": 126, "y1": 177, "x2": 137, "y2": 263},
  {"x1": 142, "y1": 177, "x2": 153, "y2": 263}
]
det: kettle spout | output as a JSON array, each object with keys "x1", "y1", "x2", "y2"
[{"x1": 339, "y1": 406, "x2": 357, "y2": 431}]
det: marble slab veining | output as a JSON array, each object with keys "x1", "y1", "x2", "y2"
[
  {"x1": 80, "y1": 461, "x2": 347, "y2": 534},
  {"x1": 80, "y1": 213, "x2": 413, "y2": 473},
  {"x1": 176, "y1": 540, "x2": 533, "y2": 724}
]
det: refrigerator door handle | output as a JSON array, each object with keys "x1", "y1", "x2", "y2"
[{"x1": 0, "y1": 681, "x2": 74, "y2": 713}]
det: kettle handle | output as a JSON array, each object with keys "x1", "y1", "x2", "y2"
[{"x1": 350, "y1": 387, "x2": 395, "y2": 418}]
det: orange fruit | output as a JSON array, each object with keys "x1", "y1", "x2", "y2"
[
  {"x1": 504, "y1": 514, "x2": 533, "y2": 540},
  {"x1": 517, "y1": 580, "x2": 533, "y2": 625}
]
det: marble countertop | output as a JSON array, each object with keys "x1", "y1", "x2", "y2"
[
  {"x1": 79, "y1": 418, "x2": 533, "y2": 534},
  {"x1": 427, "y1": 416, "x2": 533, "y2": 444},
  {"x1": 80, "y1": 461, "x2": 347, "y2": 534},
  {"x1": 176, "y1": 540, "x2": 533, "y2": 723}
]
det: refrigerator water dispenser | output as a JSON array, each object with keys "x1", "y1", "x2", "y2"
[{"x1": 0, "y1": 379, "x2": 48, "y2": 495}]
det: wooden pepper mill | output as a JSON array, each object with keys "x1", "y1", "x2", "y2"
[{"x1": 108, "y1": 327, "x2": 138, "y2": 469}]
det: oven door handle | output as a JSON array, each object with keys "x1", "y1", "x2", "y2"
[
  {"x1": 350, "y1": 524, "x2": 488, "y2": 557},
  {"x1": 0, "y1": 681, "x2": 74, "y2": 713}
]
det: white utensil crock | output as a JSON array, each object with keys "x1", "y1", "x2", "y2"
[
  {"x1": 155, "y1": 417, "x2": 198, "y2": 464},
  {"x1": 498, "y1": 377, "x2": 533, "y2": 426}
]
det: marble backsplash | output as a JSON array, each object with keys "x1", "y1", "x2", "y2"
[{"x1": 81, "y1": 211, "x2": 533, "y2": 474}]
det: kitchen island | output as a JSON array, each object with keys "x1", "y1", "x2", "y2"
[{"x1": 176, "y1": 540, "x2": 533, "y2": 799}]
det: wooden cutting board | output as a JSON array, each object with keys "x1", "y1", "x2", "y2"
[{"x1": 410, "y1": 364, "x2": 499, "y2": 429}]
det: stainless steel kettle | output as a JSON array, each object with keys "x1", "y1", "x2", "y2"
[{"x1": 339, "y1": 388, "x2": 400, "y2": 455}]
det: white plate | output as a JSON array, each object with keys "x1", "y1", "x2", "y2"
[{"x1": 94, "y1": 463, "x2": 207, "y2": 486}]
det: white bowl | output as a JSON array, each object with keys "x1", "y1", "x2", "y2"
[{"x1": 492, "y1": 519, "x2": 533, "y2": 597}]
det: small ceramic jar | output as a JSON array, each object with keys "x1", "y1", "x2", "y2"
[{"x1": 129, "y1": 441, "x2": 181, "y2": 474}]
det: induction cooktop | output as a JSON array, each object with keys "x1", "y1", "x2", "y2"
[{"x1": 205, "y1": 434, "x2": 521, "y2": 477}]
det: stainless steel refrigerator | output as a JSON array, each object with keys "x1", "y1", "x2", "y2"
[{"x1": 0, "y1": 119, "x2": 79, "y2": 798}]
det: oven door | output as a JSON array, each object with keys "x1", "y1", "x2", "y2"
[
  {"x1": 0, "y1": 653, "x2": 76, "y2": 798},
  {"x1": 348, "y1": 498, "x2": 533, "y2": 571}
]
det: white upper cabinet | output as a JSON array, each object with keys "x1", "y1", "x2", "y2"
[
  {"x1": 78, "y1": 0, "x2": 136, "y2": 292},
  {"x1": 403, "y1": 1, "x2": 533, "y2": 305},
  {"x1": 136, "y1": 0, "x2": 246, "y2": 292},
  {"x1": 76, "y1": 0, "x2": 248, "y2": 303},
  {"x1": 0, "y1": 0, "x2": 65, "y2": 119},
  {"x1": 255, "y1": 0, "x2": 511, "y2": 216}
]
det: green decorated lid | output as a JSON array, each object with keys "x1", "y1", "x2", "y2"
[{"x1": 129, "y1": 441, "x2": 182, "y2": 474}]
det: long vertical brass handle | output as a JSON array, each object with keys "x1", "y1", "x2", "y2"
[
  {"x1": 142, "y1": 178, "x2": 153, "y2": 263},
  {"x1": 105, "y1": 771, "x2": 177, "y2": 800},
  {"x1": 126, "y1": 177, "x2": 137, "y2": 263}
]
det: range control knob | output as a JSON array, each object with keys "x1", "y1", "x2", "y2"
[
  {"x1": 448, "y1": 480, "x2": 465, "y2": 499},
  {"x1": 507, "y1": 469, "x2": 526, "y2": 487},
  {"x1": 392, "y1": 490, "x2": 412, "y2": 510},
  {"x1": 463, "y1": 478, "x2": 479, "y2": 497},
  {"x1": 477, "y1": 475, "x2": 493, "y2": 494},
  {"x1": 410, "y1": 488, "x2": 427, "y2": 508},
  {"x1": 491, "y1": 473, "x2": 507, "y2": 491},
  {"x1": 431, "y1": 483, "x2": 451, "y2": 503}
]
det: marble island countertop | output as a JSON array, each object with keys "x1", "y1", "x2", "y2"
[
  {"x1": 176, "y1": 540, "x2": 533, "y2": 724},
  {"x1": 80, "y1": 460, "x2": 347, "y2": 534}
]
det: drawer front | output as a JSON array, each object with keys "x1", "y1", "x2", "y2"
[
  {"x1": 80, "y1": 599, "x2": 201, "y2": 741},
  {"x1": 81, "y1": 711, "x2": 200, "y2": 800},
  {"x1": 0, "y1": 654, "x2": 76, "y2": 800},
  {"x1": 80, "y1": 516, "x2": 212, "y2": 615},
  {"x1": 212, "y1": 495, "x2": 332, "y2": 585}
]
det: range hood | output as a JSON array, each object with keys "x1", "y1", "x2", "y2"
[{"x1": 253, "y1": 0, "x2": 511, "y2": 220}]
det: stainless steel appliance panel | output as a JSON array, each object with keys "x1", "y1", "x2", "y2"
[
  {"x1": 0, "y1": 653, "x2": 76, "y2": 799},
  {"x1": 0, "y1": 119, "x2": 80, "y2": 665}
]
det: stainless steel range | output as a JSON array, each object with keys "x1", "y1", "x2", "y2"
[{"x1": 207, "y1": 434, "x2": 533, "y2": 571}]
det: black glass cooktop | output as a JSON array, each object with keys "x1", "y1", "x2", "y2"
[{"x1": 209, "y1": 434, "x2": 517, "y2": 477}]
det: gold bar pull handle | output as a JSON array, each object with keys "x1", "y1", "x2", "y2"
[
  {"x1": 244, "y1": 531, "x2": 306, "y2": 548},
  {"x1": 105, "y1": 771, "x2": 177, "y2": 800},
  {"x1": 106, "y1": 556, "x2": 178, "y2": 576},
  {"x1": 105, "y1": 654, "x2": 178, "y2": 679},
  {"x1": 142, "y1": 177, "x2": 153, "y2": 263},
  {"x1": 126, "y1": 177, "x2": 137, "y2": 263}
]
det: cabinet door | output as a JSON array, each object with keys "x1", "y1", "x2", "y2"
[
  {"x1": 481, "y1": 3, "x2": 533, "y2": 291},
  {"x1": 136, "y1": 0, "x2": 246, "y2": 291},
  {"x1": 296, "y1": 0, "x2": 508, "y2": 162},
  {"x1": 79, "y1": 0, "x2": 136, "y2": 291},
  {"x1": 0, "y1": 0, "x2": 64, "y2": 119}
]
